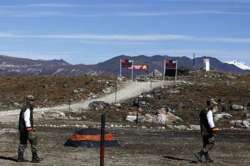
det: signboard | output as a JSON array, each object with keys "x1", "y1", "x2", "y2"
[
  {"x1": 165, "y1": 60, "x2": 176, "y2": 77},
  {"x1": 128, "y1": 64, "x2": 149, "y2": 71}
]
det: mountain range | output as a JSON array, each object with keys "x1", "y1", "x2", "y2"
[
  {"x1": 226, "y1": 60, "x2": 250, "y2": 70},
  {"x1": 0, "y1": 54, "x2": 249, "y2": 76}
]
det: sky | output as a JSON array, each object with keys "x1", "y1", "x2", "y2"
[{"x1": 0, "y1": 0, "x2": 249, "y2": 65}]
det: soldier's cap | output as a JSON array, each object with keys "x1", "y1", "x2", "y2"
[
  {"x1": 26, "y1": 95, "x2": 35, "y2": 101},
  {"x1": 210, "y1": 98, "x2": 218, "y2": 105}
]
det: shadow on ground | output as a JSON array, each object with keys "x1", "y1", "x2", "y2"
[
  {"x1": 0, "y1": 156, "x2": 17, "y2": 162},
  {"x1": 163, "y1": 155, "x2": 198, "y2": 164}
]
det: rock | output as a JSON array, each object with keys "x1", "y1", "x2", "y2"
[
  {"x1": 78, "y1": 88, "x2": 85, "y2": 92},
  {"x1": 117, "y1": 76, "x2": 126, "y2": 81},
  {"x1": 88, "y1": 101, "x2": 110, "y2": 111},
  {"x1": 167, "y1": 107, "x2": 176, "y2": 113},
  {"x1": 126, "y1": 115, "x2": 136, "y2": 122},
  {"x1": 155, "y1": 108, "x2": 182, "y2": 125},
  {"x1": 168, "y1": 89, "x2": 181, "y2": 94},
  {"x1": 174, "y1": 125, "x2": 189, "y2": 130},
  {"x1": 146, "y1": 94, "x2": 153, "y2": 98},
  {"x1": 73, "y1": 89, "x2": 79, "y2": 94},
  {"x1": 165, "y1": 112, "x2": 183, "y2": 124},
  {"x1": 156, "y1": 112, "x2": 167, "y2": 125},
  {"x1": 231, "y1": 104, "x2": 245, "y2": 111},
  {"x1": 214, "y1": 112, "x2": 233, "y2": 122},
  {"x1": 43, "y1": 111, "x2": 66, "y2": 119},
  {"x1": 0, "y1": 128, "x2": 18, "y2": 135},
  {"x1": 189, "y1": 125, "x2": 200, "y2": 130},
  {"x1": 13, "y1": 102, "x2": 21, "y2": 108},
  {"x1": 242, "y1": 120, "x2": 250, "y2": 128},
  {"x1": 246, "y1": 113, "x2": 250, "y2": 118},
  {"x1": 88, "y1": 92, "x2": 98, "y2": 99},
  {"x1": 103, "y1": 87, "x2": 113, "y2": 94},
  {"x1": 127, "y1": 112, "x2": 135, "y2": 115},
  {"x1": 143, "y1": 114, "x2": 156, "y2": 123},
  {"x1": 63, "y1": 83, "x2": 68, "y2": 88},
  {"x1": 166, "y1": 125, "x2": 175, "y2": 129},
  {"x1": 114, "y1": 103, "x2": 121, "y2": 107},
  {"x1": 140, "y1": 101, "x2": 146, "y2": 105},
  {"x1": 230, "y1": 120, "x2": 250, "y2": 128}
]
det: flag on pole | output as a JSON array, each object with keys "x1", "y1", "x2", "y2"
[{"x1": 120, "y1": 59, "x2": 132, "y2": 68}]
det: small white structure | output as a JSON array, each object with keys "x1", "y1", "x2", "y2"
[{"x1": 204, "y1": 58, "x2": 210, "y2": 71}]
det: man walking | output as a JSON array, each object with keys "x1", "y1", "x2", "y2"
[
  {"x1": 17, "y1": 95, "x2": 41, "y2": 163},
  {"x1": 194, "y1": 98, "x2": 219, "y2": 163}
]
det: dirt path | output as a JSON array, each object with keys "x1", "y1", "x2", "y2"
[
  {"x1": 0, "y1": 127, "x2": 249, "y2": 166},
  {"x1": 0, "y1": 80, "x2": 173, "y2": 123}
]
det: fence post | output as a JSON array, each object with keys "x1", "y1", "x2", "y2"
[{"x1": 100, "y1": 113, "x2": 106, "y2": 166}]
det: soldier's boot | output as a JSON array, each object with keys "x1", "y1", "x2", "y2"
[
  {"x1": 194, "y1": 150, "x2": 204, "y2": 162},
  {"x1": 17, "y1": 145, "x2": 28, "y2": 162},
  {"x1": 204, "y1": 152, "x2": 214, "y2": 163},
  {"x1": 31, "y1": 146, "x2": 41, "y2": 163},
  {"x1": 31, "y1": 152, "x2": 41, "y2": 163}
]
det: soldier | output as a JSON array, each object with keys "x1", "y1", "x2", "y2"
[
  {"x1": 194, "y1": 98, "x2": 219, "y2": 163},
  {"x1": 17, "y1": 95, "x2": 41, "y2": 163},
  {"x1": 133, "y1": 95, "x2": 143, "y2": 124}
]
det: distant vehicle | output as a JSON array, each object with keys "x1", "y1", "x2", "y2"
[{"x1": 136, "y1": 75, "x2": 149, "y2": 82}]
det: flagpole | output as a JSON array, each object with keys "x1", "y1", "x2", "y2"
[
  {"x1": 119, "y1": 59, "x2": 122, "y2": 77},
  {"x1": 175, "y1": 60, "x2": 178, "y2": 83},
  {"x1": 163, "y1": 59, "x2": 166, "y2": 81},
  {"x1": 131, "y1": 60, "x2": 134, "y2": 81}
]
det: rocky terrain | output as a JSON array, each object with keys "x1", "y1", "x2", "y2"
[
  {"x1": 0, "y1": 71, "x2": 250, "y2": 165},
  {"x1": 0, "y1": 75, "x2": 116, "y2": 110}
]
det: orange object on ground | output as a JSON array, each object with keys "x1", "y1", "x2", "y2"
[{"x1": 70, "y1": 133, "x2": 113, "y2": 141}]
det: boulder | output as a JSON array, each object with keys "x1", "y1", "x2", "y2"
[
  {"x1": 230, "y1": 120, "x2": 250, "y2": 128},
  {"x1": 42, "y1": 111, "x2": 66, "y2": 119},
  {"x1": 214, "y1": 112, "x2": 233, "y2": 122},
  {"x1": 0, "y1": 128, "x2": 18, "y2": 135},
  {"x1": 143, "y1": 114, "x2": 156, "y2": 123},
  {"x1": 103, "y1": 87, "x2": 113, "y2": 94},
  {"x1": 174, "y1": 125, "x2": 189, "y2": 130},
  {"x1": 156, "y1": 108, "x2": 183, "y2": 125},
  {"x1": 165, "y1": 112, "x2": 183, "y2": 124},
  {"x1": 157, "y1": 112, "x2": 167, "y2": 125},
  {"x1": 189, "y1": 125, "x2": 200, "y2": 130},
  {"x1": 73, "y1": 89, "x2": 79, "y2": 94},
  {"x1": 231, "y1": 104, "x2": 245, "y2": 111},
  {"x1": 126, "y1": 113, "x2": 137, "y2": 122},
  {"x1": 88, "y1": 101, "x2": 110, "y2": 111}
]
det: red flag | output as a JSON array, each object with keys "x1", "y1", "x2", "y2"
[{"x1": 121, "y1": 59, "x2": 132, "y2": 68}]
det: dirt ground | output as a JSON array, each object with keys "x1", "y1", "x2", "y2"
[
  {"x1": 0, "y1": 72, "x2": 250, "y2": 166},
  {"x1": 0, "y1": 121, "x2": 250, "y2": 166}
]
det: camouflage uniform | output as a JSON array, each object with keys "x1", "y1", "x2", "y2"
[
  {"x1": 195, "y1": 99, "x2": 219, "y2": 163},
  {"x1": 17, "y1": 95, "x2": 41, "y2": 163}
]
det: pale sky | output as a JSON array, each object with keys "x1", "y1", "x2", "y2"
[{"x1": 0, "y1": 0, "x2": 249, "y2": 65}]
